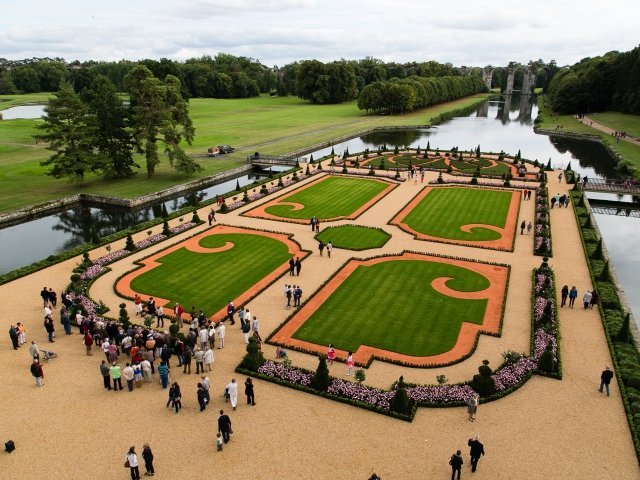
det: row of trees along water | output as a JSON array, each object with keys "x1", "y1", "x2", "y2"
[
  {"x1": 35, "y1": 65, "x2": 198, "y2": 182},
  {"x1": 1, "y1": 55, "x2": 555, "y2": 102},
  {"x1": 546, "y1": 46, "x2": 640, "y2": 114}
]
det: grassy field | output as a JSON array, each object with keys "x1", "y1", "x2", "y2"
[
  {"x1": 129, "y1": 233, "x2": 291, "y2": 316},
  {"x1": 401, "y1": 187, "x2": 512, "y2": 241},
  {"x1": 315, "y1": 225, "x2": 391, "y2": 250},
  {"x1": 0, "y1": 92, "x2": 492, "y2": 213},
  {"x1": 264, "y1": 176, "x2": 389, "y2": 220},
  {"x1": 589, "y1": 112, "x2": 640, "y2": 139},
  {"x1": 536, "y1": 96, "x2": 640, "y2": 178},
  {"x1": 291, "y1": 259, "x2": 489, "y2": 356}
]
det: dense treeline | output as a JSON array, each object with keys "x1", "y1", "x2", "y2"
[
  {"x1": 546, "y1": 46, "x2": 640, "y2": 114},
  {"x1": 33, "y1": 66, "x2": 198, "y2": 183},
  {"x1": 357, "y1": 75, "x2": 487, "y2": 114},
  {"x1": 0, "y1": 55, "x2": 473, "y2": 105}
]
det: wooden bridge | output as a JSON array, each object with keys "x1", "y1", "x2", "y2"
[
  {"x1": 575, "y1": 178, "x2": 640, "y2": 195},
  {"x1": 246, "y1": 154, "x2": 300, "y2": 167}
]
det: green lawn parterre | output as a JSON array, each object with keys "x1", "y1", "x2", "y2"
[
  {"x1": 401, "y1": 187, "x2": 512, "y2": 241},
  {"x1": 291, "y1": 258, "x2": 490, "y2": 356},
  {"x1": 263, "y1": 176, "x2": 390, "y2": 220},
  {"x1": 129, "y1": 232, "x2": 292, "y2": 316},
  {"x1": 315, "y1": 225, "x2": 391, "y2": 250}
]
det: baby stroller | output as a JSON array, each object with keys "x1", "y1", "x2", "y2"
[{"x1": 42, "y1": 350, "x2": 58, "y2": 362}]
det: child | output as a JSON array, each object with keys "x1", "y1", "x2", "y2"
[
  {"x1": 327, "y1": 344, "x2": 335, "y2": 365},
  {"x1": 346, "y1": 351, "x2": 354, "y2": 376},
  {"x1": 216, "y1": 432, "x2": 223, "y2": 451},
  {"x1": 133, "y1": 363, "x2": 143, "y2": 388}
]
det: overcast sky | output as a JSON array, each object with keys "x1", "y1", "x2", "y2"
[{"x1": 1, "y1": 0, "x2": 638, "y2": 68}]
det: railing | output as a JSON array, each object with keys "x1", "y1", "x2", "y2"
[
  {"x1": 576, "y1": 178, "x2": 640, "y2": 195},
  {"x1": 247, "y1": 155, "x2": 299, "y2": 166}
]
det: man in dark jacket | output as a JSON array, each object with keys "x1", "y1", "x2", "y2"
[
  {"x1": 197, "y1": 383, "x2": 207, "y2": 412},
  {"x1": 218, "y1": 410, "x2": 232, "y2": 443},
  {"x1": 468, "y1": 436, "x2": 485, "y2": 472},
  {"x1": 449, "y1": 449, "x2": 463, "y2": 480},
  {"x1": 599, "y1": 366, "x2": 615, "y2": 396},
  {"x1": 9, "y1": 325, "x2": 19, "y2": 350}
]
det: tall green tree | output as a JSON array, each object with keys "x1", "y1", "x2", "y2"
[
  {"x1": 82, "y1": 75, "x2": 138, "y2": 179},
  {"x1": 124, "y1": 65, "x2": 200, "y2": 177},
  {"x1": 34, "y1": 82, "x2": 99, "y2": 183}
]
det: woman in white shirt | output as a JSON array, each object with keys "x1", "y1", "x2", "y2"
[{"x1": 125, "y1": 446, "x2": 140, "y2": 480}]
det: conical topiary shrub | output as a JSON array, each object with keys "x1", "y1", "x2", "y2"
[
  {"x1": 191, "y1": 209, "x2": 201, "y2": 223},
  {"x1": 312, "y1": 356, "x2": 331, "y2": 391},
  {"x1": 125, "y1": 234, "x2": 136, "y2": 252},
  {"x1": 162, "y1": 219, "x2": 171, "y2": 237},
  {"x1": 119, "y1": 303, "x2": 130, "y2": 331},
  {"x1": 537, "y1": 342, "x2": 556, "y2": 373},
  {"x1": 591, "y1": 238, "x2": 603, "y2": 259},
  {"x1": 615, "y1": 312, "x2": 631, "y2": 343},
  {"x1": 599, "y1": 260, "x2": 610, "y2": 281},
  {"x1": 471, "y1": 360, "x2": 496, "y2": 396},
  {"x1": 239, "y1": 337, "x2": 266, "y2": 372}
]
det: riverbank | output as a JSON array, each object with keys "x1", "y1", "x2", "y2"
[
  {"x1": 0, "y1": 92, "x2": 493, "y2": 214},
  {"x1": 534, "y1": 96, "x2": 640, "y2": 178}
]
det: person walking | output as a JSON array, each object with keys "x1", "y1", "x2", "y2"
[
  {"x1": 182, "y1": 347, "x2": 192, "y2": 374},
  {"x1": 251, "y1": 316, "x2": 260, "y2": 335},
  {"x1": 583, "y1": 290, "x2": 593, "y2": 309},
  {"x1": 558, "y1": 172, "x2": 563, "y2": 183},
  {"x1": 44, "y1": 316, "x2": 55, "y2": 343},
  {"x1": 9, "y1": 325, "x2": 19, "y2": 350},
  {"x1": 123, "y1": 363, "x2": 135, "y2": 392},
  {"x1": 288, "y1": 257, "x2": 295, "y2": 276},
  {"x1": 29, "y1": 340, "x2": 40, "y2": 361},
  {"x1": 156, "y1": 305, "x2": 164, "y2": 328},
  {"x1": 100, "y1": 360, "x2": 112, "y2": 390},
  {"x1": 449, "y1": 449, "x2": 464, "y2": 480},
  {"x1": 561, "y1": 285, "x2": 569, "y2": 307},
  {"x1": 30, "y1": 358, "x2": 44, "y2": 387},
  {"x1": 194, "y1": 348, "x2": 205, "y2": 374},
  {"x1": 245, "y1": 377, "x2": 256, "y2": 406},
  {"x1": 216, "y1": 322, "x2": 226, "y2": 349},
  {"x1": 241, "y1": 320, "x2": 251, "y2": 344},
  {"x1": 110, "y1": 363, "x2": 123, "y2": 391},
  {"x1": 125, "y1": 446, "x2": 141, "y2": 480},
  {"x1": 171, "y1": 382, "x2": 182, "y2": 413},
  {"x1": 197, "y1": 383, "x2": 207, "y2": 412},
  {"x1": 218, "y1": 410, "x2": 232, "y2": 443},
  {"x1": 61, "y1": 306, "x2": 72, "y2": 335},
  {"x1": 201, "y1": 376, "x2": 211, "y2": 404},
  {"x1": 468, "y1": 436, "x2": 485, "y2": 473},
  {"x1": 520, "y1": 220, "x2": 526, "y2": 235},
  {"x1": 295, "y1": 257, "x2": 302, "y2": 276},
  {"x1": 327, "y1": 344, "x2": 336, "y2": 365},
  {"x1": 346, "y1": 352, "x2": 354, "y2": 376},
  {"x1": 204, "y1": 346, "x2": 214, "y2": 372},
  {"x1": 599, "y1": 366, "x2": 615, "y2": 396},
  {"x1": 326, "y1": 241, "x2": 333, "y2": 258},
  {"x1": 83, "y1": 331, "x2": 93, "y2": 355},
  {"x1": 226, "y1": 378, "x2": 238, "y2": 410},
  {"x1": 568, "y1": 286, "x2": 578, "y2": 308},
  {"x1": 142, "y1": 443, "x2": 154, "y2": 477},
  {"x1": 157, "y1": 361, "x2": 169, "y2": 389},
  {"x1": 318, "y1": 240, "x2": 325, "y2": 257},
  {"x1": 526, "y1": 221, "x2": 532, "y2": 235},
  {"x1": 465, "y1": 393, "x2": 479, "y2": 422}
]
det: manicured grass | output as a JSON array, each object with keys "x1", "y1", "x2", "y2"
[
  {"x1": 590, "y1": 112, "x2": 640, "y2": 139},
  {"x1": 292, "y1": 259, "x2": 489, "y2": 356},
  {"x1": 536, "y1": 96, "x2": 640, "y2": 178},
  {"x1": 264, "y1": 176, "x2": 389, "y2": 220},
  {"x1": 0, "y1": 92, "x2": 492, "y2": 213},
  {"x1": 449, "y1": 158, "x2": 511, "y2": 176},
  {"x1": 315, "y1": 225, "x2": 391, "y2": 250},
  {"x1": 402, "y1": 187, "x2": 512, "y2": 241},
  {"x1": 129, "y1": 233, "x2": 291, "y2": 316}
]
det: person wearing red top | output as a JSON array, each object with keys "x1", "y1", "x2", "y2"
[
  {"x1": 174, "y1": 303, "x2": 184, "y2": 328},
  {"x1": 84, "y1": 332, "x2": 94, "y2": 356}
]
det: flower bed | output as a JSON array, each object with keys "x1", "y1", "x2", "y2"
[
  {"x1": 534, "y1": 186, "x2": 553, "y2": 256},
  {"x1": 530, "y1": 263, "x2": 562, "y2": 379}
]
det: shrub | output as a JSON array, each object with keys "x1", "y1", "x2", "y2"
[
  {"x1": 538, "y1": 342, "x2": 556, "y2": 373},
  {"x1": 239, "y1": 337, "x2": 266, "y2": 372},
  {"x1": 471, "y1": 374, "x2": 496, "y2": 396},
  {"x1": 125, "y1": 234, "x2": 136, "y2": 252},
  {"x1": 615, "y1": 313, "x2": 632, "y2": 343},
  {"x1": 598, "y1": 261, "x2": 610, "y2": 281},
  {"x1": 354, "y1": 368, "x2": 366, "y2": 384},
  {"x1": 191, "y1": 209, "x2": 201, "y2": 223},
  {"x1": 235, "y1": 179, "x2": 241, "y2": 192},
  {"x1": 243, "y1": 190, "x2": 250, "y2": 203},
  {"x1": 219, "y1": 200, "x2": 229, "y2": 213},
  {"x1": 470, "y1": 174, "x2": 478, "y2": 185},
  {"x1": 626, "y1": 376, "x2": 640, "y2": 391},
  {"x1": 393, "y1": 145, "x2": 399, "y2": 155},
  {"x1": 278, "y1": 175, "x2": 284, "y2": 187},
  {"x1": 478, "y1": 359, "x2": 493, "y2": 377},
  {"x1": 119, "y1": 303, "x2": 130, "y2": 331},
  {"x1": 143, "y1": 315, "x2": 153, "y2": 328},
  {"x1": 169, "y1": 323, "x2": 180, "y2": 337},
  {"x1": 436, "y1": 374, "x2": 448, "y2": 385},
  {"x1": 311, "y1": 356, "x2": 331, "y2": 391},
  {"x1": 342, "y1": 165, "x2": 348, "y2": 173},
  {"x1": 437, "y1": 172, "x2": 444, "y2": 183},
  {"x1": 368, "y1": 165, "x2": 376, "y2": 176},
  {"x1": 502, "y1": 350, "x2": 525, "y2": 365},
  {"x1": 162, "y1": 219, "x2": 171, "y2": 237},
  {"x1": 390, "y1": 376, "x2": 411, "y2": 414}
]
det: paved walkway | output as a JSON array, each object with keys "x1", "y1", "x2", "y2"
[
  {"x1": 1, "y1": 163, "x2": 637, "y2": 479},
  {"x1": 582, "y1": 115, "x2": 640, "y2": 146}
]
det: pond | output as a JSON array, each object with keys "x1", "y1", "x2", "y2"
[{"x1": 1, "y1": 104, "x2": 45, "y2": 120}]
